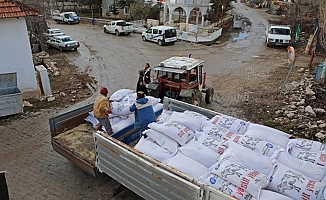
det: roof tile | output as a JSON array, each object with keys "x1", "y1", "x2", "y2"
[{"x1": 0, "y1": 0, "x2": 40, "y2": 19}]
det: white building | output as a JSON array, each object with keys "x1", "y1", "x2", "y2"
[
  {"x1": 0, "y1": 0, "x2": 40, "y2": 98},
  {"x1": 162, "y1": 0, "x2": 212, "y2": 26}
]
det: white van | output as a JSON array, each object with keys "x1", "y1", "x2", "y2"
[
  {"x1": 141, "y1": 26, "x2": 177, "y2": 46},
  {"x1": 265, "y1": 25, "x2": 291, "y2": 47}
]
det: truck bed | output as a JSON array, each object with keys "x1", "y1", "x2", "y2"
[
  {"x1": 49, "y1": 100, "x2": 233, "y2": 200},
  {"x1": 53, "y1": 123, "x2": 95, "y2": 165}
]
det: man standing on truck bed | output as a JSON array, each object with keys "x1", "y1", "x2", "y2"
[
  {"x1": 129, "y1": 91, "x2": 156, "y2": 135},
  {"x1": 93, "y1": 87, "x2": 114, "y2": 135}
]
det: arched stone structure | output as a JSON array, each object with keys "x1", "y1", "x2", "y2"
[{"x1": 163, "y1": 0, "x2": 211, "y2": 26}]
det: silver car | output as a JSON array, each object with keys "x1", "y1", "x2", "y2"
[
  {"x1": 47, "y1": 35, "x2": 80, "y2": 51},
  {"x1": 43, "y1": 28, "x2": 65, "y2": 39}
]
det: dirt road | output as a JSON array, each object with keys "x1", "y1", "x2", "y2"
[{"x1": 0, "y1": 1, "x2": 321, "y2": 199}]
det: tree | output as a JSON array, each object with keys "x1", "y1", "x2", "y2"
[
  {"x1": 207, "y1": 0, "x2": 234, "y2": 23},
  {"x1": 130, "y1": 2, "x2": 160, "y2": 21}
]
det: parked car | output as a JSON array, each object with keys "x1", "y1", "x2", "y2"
[
  {"x1": 265, "y1": 25, "x2": 291, "y2": 47},
  {"x1": 103, "y1": 20, "x2": 133, "y2": 36},
  {"x1": 43, "y1": 28, "x2": 64, "y2": 39},
  {"x1": 142, "y1": 26, "x2": 177, "y2": 46},
  {"x1": 47, "y1": 35, "x2": 80, "y2": 51}
]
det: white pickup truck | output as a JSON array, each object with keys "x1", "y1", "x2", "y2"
[
  {"x1": 49, "y1": 97, "x2": 234, "y2": 200},
  {"x1": 265, "y1": 25, "x2": 291, "y2": 47},
  {"x1": 52, "y1": 11, "x2": 80, "y2": 24},
  {"x1": 103, "y1": 20, "x2": 133, "y2": 36},
  {"x1": 49, "y1": 95, "x2": 326, "y2": 200}
]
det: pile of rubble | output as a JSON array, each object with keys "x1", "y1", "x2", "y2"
[
  {"x1": 275, "y1": 68, "x2": 326, "y2": 141},
  {"x1": 33, "y1": 51, "x2": 60, "y2": 76}
]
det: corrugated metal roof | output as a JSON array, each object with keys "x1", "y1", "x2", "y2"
[{"x1": 0, "y1": 0, "x2": 40, "y2": 19}]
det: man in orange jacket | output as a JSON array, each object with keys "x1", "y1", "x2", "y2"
[{"x1": 93, "y1": 87, "x2": 113, "y2": 135}]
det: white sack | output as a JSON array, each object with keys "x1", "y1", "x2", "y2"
[
  {"x1": 245, "y1": 123, "x2": 290, "y2": 148},
  {"x1": 152, "y1": 103, "x2": 163, "y2": 113},
  {"x1": 184, "y1": 110, "x2": 209, "y2": 129},
  {"x1": 277, "y1": 151, "x2": 326, "y2": 182},
  {"x1": 195, "y1": 131, "x2": 228, "y2": 155},
  {"x1": 112, "y1": 116, "x2": 135, "y2": 133},
  {"x1": 163, "y1": 152, "x2": 208, "y2": 179},
  {"x1": 267, "y1": 162, "x2": 326, "y2": 200},
  {"x1": 157, "y1": 109, "x2": 173, "y2": 122},
  {"x1": 222, "y1": 141, "x2": 276, "y2": 176},
  {"x1": 110, "y1": 101, "x2": 133, "y2": 116},
  {"x1": 210, "y1": 159, "x2": 270, "y2": 199},
  {"x1": 148, "y1": 121, "x2": 194, "y2": 146},
  {"x1": 145, "y1": 96, "x2": 161, "y2": 106},
  {"x1": 288, "y1": 147, "x2": 326, "y2": 167},
  {"x1": 109, "y1": 115, "x2": 128, "y2": 125},
  {"x1": 210, "y1": 115, "x2": 249, "y2": 135},
  {"x1": 165, "y1": 111, "x2": 203, "y2": 132},
  {"x1": 202, "y1": 122, "x2": 238, "y2": 140},
  {"x1": 179, "y1": 139, "x2": 219, "y2": 168},
  {"x1": 121, "y1": 92, "x2": 137, "y2": 104},
  {"x1": 85, "y1": 113, "x2": 98, "y2": 128},
  {"x1": 144, "y1": 129, "x2": 179, "y2": 153},
  {"x1": 109, "y1": 89, "x2": 134, "y2": 102},
  {"x1": 258, "y1": 189, "x2": 294, "y2": 200},
  {"x1": 229, "y1": 134, "x2": 283, "y2": 157},
  {"x1": 202, "y1": 173, "x2": 254, "y2": 200},
  {"x1": 134, "y1": 137, "x2": 172, "y2": 161},
  {"x1": 288, "y1": 138, "x2": 326, "y2": 152}
]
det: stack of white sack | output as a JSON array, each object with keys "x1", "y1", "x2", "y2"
[
  {"x1": 85, "y1": 89, "x2": 163, "y2": 133},
  {"x1": 134, "y1": 136, "x2": 172, "y2": 162},
  {"x1": 287, "y1": 138, "x2": 326, "y2": 167},
  {"x1": 133, "y1": 109, "x2": 326, "y2": 199},
  {"x1": 204, "y1": 142, "x2": 275, "y2": 199}
]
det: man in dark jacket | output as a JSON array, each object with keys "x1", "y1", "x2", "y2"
[
  {"x1": 129, "y1": 91, "x2": 156, "y2": 133},
  {"x1": 136, "y1": 63, "x2": 151, "y2": 95}
]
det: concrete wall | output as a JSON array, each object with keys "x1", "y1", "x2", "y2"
[{"x1": 0, "y1": 18, "x2": 38, "y2": 98}]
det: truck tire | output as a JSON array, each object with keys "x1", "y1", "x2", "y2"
[
  {"x1": 59, "y1": 47, "x2": 63, "y2": 52},
  {"x1": 68, "y1": 21, "x2": 71, "y2": 25},
  {"x1": 55, "y1": 19, "x2": 58, "y2": 23},
  {"x1": 115, "y1": 30, "x2": 120, "y2": 36},
  {"x1": 192, "y1": 90, "x2": 202, "y2": 106},
  {"x1": 142, "y1": 36, "x2": 147, "y2": 42},
  {"x1": 158, "y1": 40, "x2": 163, "y2": 46},
  {"x1": 205, "y1": 87, "x2": 214, "y2": 104},
  {"x1": 104, "y1": 28, "x2": 108, "y2": 33}
]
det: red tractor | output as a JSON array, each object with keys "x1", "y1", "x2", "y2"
[{"x1": 147, "y1": 56, "x2": 214, "y2": 106}]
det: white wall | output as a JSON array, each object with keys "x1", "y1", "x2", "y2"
[{"x1": 0, "y1": 18, "x2": 38, "y2": 93}]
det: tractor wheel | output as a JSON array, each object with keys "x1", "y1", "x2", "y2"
[
  {"x1": 205, "y1": 87, "x2": 214, "y2": 104},
  {"x1": 180, "y1": 97, "x2": 190, "y2": 104},
  {"x1": 192, "y1": 90, "x2": 202, "y2": 106}
]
